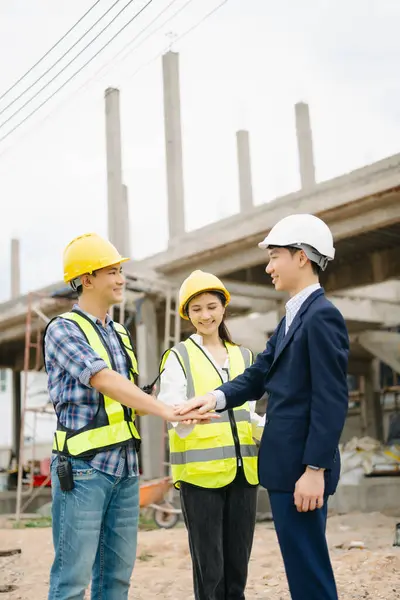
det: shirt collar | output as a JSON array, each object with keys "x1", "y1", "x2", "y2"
[
  {"x1": 72, "y1": 303, "x2": 113, "y2": 327},
  {"x1": 189, "y1": 334, "x2": 229, "y2": 369},
  {"x1": 285, "y1": 283, "x2": 321, "y2": 315}
]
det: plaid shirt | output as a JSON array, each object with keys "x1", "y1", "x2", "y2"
[{"x1": 44, "y1": 304, "x2": 138, "y2": 477}]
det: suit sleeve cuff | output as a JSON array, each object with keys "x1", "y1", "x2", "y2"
[{"x1": 210, "y1": 390, "x2": 227, "y2": 411}]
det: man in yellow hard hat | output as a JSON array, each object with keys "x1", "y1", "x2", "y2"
[{"x1": 45, "y1": 233, "x2": 211, "y2": 600}]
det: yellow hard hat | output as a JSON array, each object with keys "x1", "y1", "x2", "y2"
[
  {"x1": 63, "y1": 233, "x2": 129, "y2": 284},
  {"x1": 178, "y1": 270, "x2": 230, "y2": 319}
]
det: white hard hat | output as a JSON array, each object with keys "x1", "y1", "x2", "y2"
[{"x1": 258, "y1": 214, "x2": 335, "y2": 271}]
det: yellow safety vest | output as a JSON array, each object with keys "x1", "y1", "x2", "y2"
[
  {"x1": 160, "y1": 338, "x2": 259, "y2": 489},
  {"x1": 48, "y1": 310, "x2": 141, "y2": 459}
]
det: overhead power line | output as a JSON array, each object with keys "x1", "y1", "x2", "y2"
[
  {"x1": 92, "y1": 0, "x2": 194, "y2": 80},
  {"x1": 0, "y1": 0, "x2": 103, "y2": 104},
  {"x1": 0, "y1": 0, "x2": 154, "y2": 144},
  {"x1": 0, "y1": 0, "x2": 122, "y2": 119},
  {"x1": 0, "y1": 0, "x2": 141, "y2": 130},
  {"x1": 0, "y1": 0, "x2": 230, "y2": 151},
  {"x1": 126, "y1": 0, "x2": 230, "y2": 84}
]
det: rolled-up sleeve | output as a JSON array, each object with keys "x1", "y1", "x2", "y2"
[{"x1": 44, "y1": 318, "x2": 108, "y2": 387}]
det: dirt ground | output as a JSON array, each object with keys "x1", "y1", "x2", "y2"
[{"x1": 0, "y1": 511, "x2": 399, "y2": 599}]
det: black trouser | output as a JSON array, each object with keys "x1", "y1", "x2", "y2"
[{"x1": 180, "y1": 470, "x2": 258, "y2": 600}]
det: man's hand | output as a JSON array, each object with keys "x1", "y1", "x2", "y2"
[
  {"x1": 162, "y1": 404, "x2": 218, "y2": 424},
  {"x1": 174, "y1": 393, "x2": 217, "y2": 417},
  {"x1": 294, "y1": 468, "x2": 325, "y2": 512}
]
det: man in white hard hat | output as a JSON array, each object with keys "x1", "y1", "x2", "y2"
[{"x1": 177, "y1": 214, "x2": 349, "y2": 600}]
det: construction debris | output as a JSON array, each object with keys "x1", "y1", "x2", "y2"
[{"x1": 339, "y1": 437, "x2": 400, "y2": 485}]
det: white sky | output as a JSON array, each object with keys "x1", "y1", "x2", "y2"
[{"x1": 0, "y1": 0, "x2": 400, "y2": 302}]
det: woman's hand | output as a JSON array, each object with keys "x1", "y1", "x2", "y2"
[{"x1": 162, "y1": 404, "x2": 219, "y2": 424}]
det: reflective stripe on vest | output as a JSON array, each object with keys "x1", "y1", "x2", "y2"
[
  {"x1": 161, "y1": 339, "x2": 259, "y2": 488},
  {"x1": 113, "y1": 321, "x2": 139, "y2": 376},
  {"x1": 52, "y1": 311, "x2": 140, "y2": 458}
]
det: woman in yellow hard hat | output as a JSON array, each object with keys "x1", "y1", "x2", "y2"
[{"x1": 159, "y1": 270, "x2": 263, "y2": 600}]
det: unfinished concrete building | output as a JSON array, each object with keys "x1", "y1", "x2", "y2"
[{"x1": 0, "y1": 52, "x2": 399, "y2": 515}]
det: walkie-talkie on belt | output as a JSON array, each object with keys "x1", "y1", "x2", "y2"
[
  {"x1": 54, "y1": 434, "x2": 74, "y2": 492},
  {"x1": 141, "y1": 369, "x2": 165, "y2": 395}
]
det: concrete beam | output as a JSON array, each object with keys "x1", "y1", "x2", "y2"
[
  {"x1": 222, "y1": 279, "x2": 285, "y2": 301},
  {"x1": 295, "y1": 102, "x2": 316, "y2": 190},
  {"x1": 226, "y1": 311, "x2": 278, "y2": 353},
  {"x1": 236, "y1": 130, "x2": 254, "y2": 212},
  {"x1": 329, "y1": 296, "x2": 400, "y2": 327},
  {"x1": 348, "y1": 357, "x2": 372, "y2": 377},
  {"x1": 162, "y1": 51, "x2": 185, "y2": 242},
  {"x1": 355, "y1": 330, "x2": 400, "y2": 374},
  {"x1": 135, "y1": 189, "x2": 400, "y2": 278},
  {"x1": 227, "y1": 296, "x2": 277, "y2": 314},
  {"x1": 168, "y1": 278, "x2": 400, "y2": 326},
  {"x1": 336, "y1": 280, "x2": 400, "y2": 303},
  {"x1": 133, "y1": 151, "x2": 400, "y2": 276},
  {"x1": 228, "y1": 292, "x2": 400, "y2": 353},
  {"x1": 323, "y1": 246, "x2": 400, "y2": 293}
]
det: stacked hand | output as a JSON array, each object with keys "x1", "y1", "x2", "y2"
[
  {"x1": 163, "y1": 394, "x2": 218, "y2": 424},
  {"x1": 173, "y1": 393, "x2": 217, "y2": 424},
  {"x1": 168, "y1": 394, "x2": 325, "y2": 513}
]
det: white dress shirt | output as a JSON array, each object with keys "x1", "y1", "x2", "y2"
[
  {"x1": 214, "y1": 283, "x2": 321, "y2": 410},
  {"x1": 285, "y1": 283, "x2": 321, "y2": 333},
  {"x1": 158, "y1": 334, "x2": 264, "y2": 438}
]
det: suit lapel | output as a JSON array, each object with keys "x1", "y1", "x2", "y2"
[
  {"x1": 275, "y1": 317, "x2": 287, "y2": 353},
  {"x1": 270, "y1": 288, "x2": 324, "y2": 371},
  {"x1": 271, "y1": 314, "x2": 302, "y2": 368}
]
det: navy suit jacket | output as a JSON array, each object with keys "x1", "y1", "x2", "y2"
[{"x1": 218, "y1": 288, "x2": 349, "y2": 495}]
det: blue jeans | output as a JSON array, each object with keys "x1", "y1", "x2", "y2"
[{"x1": 48, "y1": 457, "x2": 139, "y2": 600}]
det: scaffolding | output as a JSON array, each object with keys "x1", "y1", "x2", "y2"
[
  {"x1": 13, "y1": 277, "x2": 181, "y2": 521},
  {"x1": 15, "y1": 291, "x2": 72, "y2": 521}
]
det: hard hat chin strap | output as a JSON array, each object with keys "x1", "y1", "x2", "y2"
[{"x1": 291, "y1": 244, "x2": 330, "y2": 271}]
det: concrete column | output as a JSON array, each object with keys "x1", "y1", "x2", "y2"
[
  {"x1": 12, "y1": 370, "x2": 22, "y2": 462},
  {"x1": 121, "y1": 184, "x2": 130, "y2": 258},
  {"x1": 363, "y1": 359, "x2": 384, "y2": 441},
  {"x1": 135, "y1": 298, "x2": 164, "y2": 479},
  {"x1": 105, "y1": 87, "x2": 124, "y2": 247},
  {"x1": 11, "y1": 238, "x2": 20, "y2": 299},
  {"x1": 162, "y1": 51, "x2": 185, "y2": 242},
  {"x1": 295, "y1": 102, "x2": 316, "y2": 190},
  {"x1": 236, "y1": 130, "x2": 254, "y2": 212}
]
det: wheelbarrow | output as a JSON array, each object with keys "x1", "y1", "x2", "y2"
[{"x1": 139, "y1": 476, "x2": 181, "y2": 529}]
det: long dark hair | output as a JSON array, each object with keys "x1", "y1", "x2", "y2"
[{"x1": 187, "y1": 291, "x2": 236, "y2": 346}]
